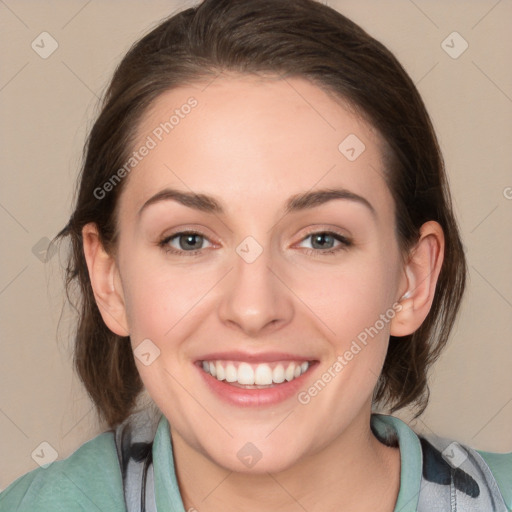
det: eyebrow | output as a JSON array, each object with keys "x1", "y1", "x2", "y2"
[{"x1": 137, "y1": 187, "x2": 376, "y2": 219}]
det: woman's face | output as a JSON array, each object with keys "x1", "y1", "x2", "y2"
[{"x1": 113, "y1": 75, "x2": 407, "y2": 472}]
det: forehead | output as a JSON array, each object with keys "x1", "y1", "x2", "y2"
[{"x1": 119, "y1": 75, "x2": 393, "y2": 225}]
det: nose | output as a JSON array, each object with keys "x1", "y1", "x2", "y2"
[{"x1": 217, "y1": 245, "x2": 294, "y2": 337}]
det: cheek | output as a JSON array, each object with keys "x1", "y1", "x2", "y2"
[
  {"x1": 294, "y1": 250, "x2": 398, "y2": 342},
  {"x1": 121, "y1": 252, "x2": 214, "y2": 340}
]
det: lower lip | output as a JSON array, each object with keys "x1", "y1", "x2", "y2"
[{"x1": 196, "y1": 363, "x2": 317, "y2": 407}]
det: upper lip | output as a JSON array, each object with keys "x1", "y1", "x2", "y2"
[{"x1": 196, "y1": 351, "x2": 315, "y2": 363}]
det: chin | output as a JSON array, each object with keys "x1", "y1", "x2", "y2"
[{"x1": 199, "y1": 436, "x2": 309, "y2": 475}]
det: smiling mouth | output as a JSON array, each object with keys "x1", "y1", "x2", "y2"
[{"x1": 198, "y1": 359, "x2": 315, "y2": 388}]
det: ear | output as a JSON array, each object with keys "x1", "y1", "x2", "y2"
[
  {"x1": 82, "y1": 223, "x2": 129, "y2": 337},
  {"x1": 390, "y1": 220, "x2": 445, "y2": 337}
]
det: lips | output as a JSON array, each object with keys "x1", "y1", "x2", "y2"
[{"x1": 194, "y1": 352, "x2": 317, "y2": 407}]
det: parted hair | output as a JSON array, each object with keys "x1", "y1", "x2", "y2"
[{"x1": 54, "y1": 0, "x2": 467, "y2": 428}]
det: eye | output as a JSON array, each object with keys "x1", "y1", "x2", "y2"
[
  {"x1": 158, "y1": 231, "x2": 213, "y2": 256},
  {"x1": 297, "y1": 231, "x2": 352, "y2": 256},
  {"x1": 157, "y1": 229, "x2": 352, "y2": 257}
]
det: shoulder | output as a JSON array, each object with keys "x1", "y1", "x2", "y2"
[
  {"x1": 371, "y1": 414, "x2": 512, "y2": 511},
  {"x1": 476, "y1": 449, "x2": 512, "y2": 510},
  {"x1": 417, "y1": 431, "x2": 512, "y2": 512},
  {"x1": 0, "y1": 430, "x2": 126, "y2": 512}
]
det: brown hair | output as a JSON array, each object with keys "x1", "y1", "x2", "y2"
[{"x1": 53, "y1": 0, "x2": 467, "y2": 428}]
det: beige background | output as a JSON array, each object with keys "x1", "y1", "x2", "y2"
[{"x1": 1, "y1": 0, "x2": 511, "y2": 489}]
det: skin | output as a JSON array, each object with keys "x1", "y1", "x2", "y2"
[{"x1": 83, "y1": 74, "x2": 444, "y2": 511}]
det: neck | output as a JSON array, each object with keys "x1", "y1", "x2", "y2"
[{"x1": 170, "y1": 409, "x2": 401, "y2": 512}]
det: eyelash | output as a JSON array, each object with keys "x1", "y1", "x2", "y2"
[{"x1": 157, "y1": 229, "x2": 352, "y2": 257}]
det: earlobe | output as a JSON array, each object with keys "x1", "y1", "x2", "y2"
[
  {"x1": 82, "y1": 223, "x2": 130, "y2": 337},
  {"x1": 390, "y1": 221, "x2": 445, "y2": 337}
]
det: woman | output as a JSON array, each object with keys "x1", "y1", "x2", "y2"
[{"x1": 1, "y1": 0, "x2": 510, "y2": 511}]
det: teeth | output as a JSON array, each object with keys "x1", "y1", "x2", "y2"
[
  {"x1": 216, "y1": 361, "x2": 225, "y2": 381},
  {"x1": 238, "y1": 363, "x2": 254, "y2": 385},
  {"x1": 272, "y1": 364, "x2": 285, "y2": 384},
  {"x1": 200, "y1": 360, "x2": 310, "y2": 386},
  {"x1": 225, "y1": 363, "x2": 237, "y2": 382},
  {"x1": 285, "y1": 363, "x2": 295, "y2": 382},
  {"x1": 254, "y1": 364, "x2": 273, "y2": 385}
]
